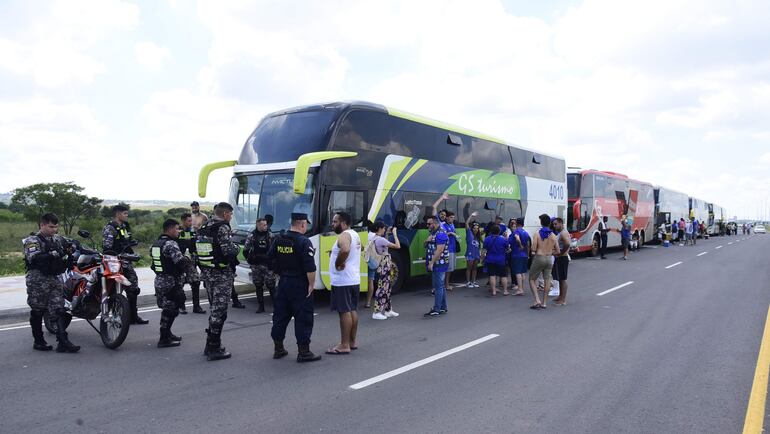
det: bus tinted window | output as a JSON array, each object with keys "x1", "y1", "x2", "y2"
[
  {"x1": 567, "y1": 173, "x2": 580, "y2": 198},
  {"x1": 512, "y1": 149, "x2": 564, "y2": 181},
  {"x1": 472, "y1": 138, "x2": 513, "y2": 173},
  {"x1": 238, "y1": 110, "x2": 338, "y2": 165}
]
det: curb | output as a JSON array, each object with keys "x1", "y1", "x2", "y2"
[{"x1": 0, "y1": 282, "x2": 255, "y2": 325}]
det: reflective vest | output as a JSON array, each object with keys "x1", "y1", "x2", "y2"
[
  {"x1": 108, "y1": 221, "x2": 133, "y2": 253},
  {"x1": 177, "y1": 228, "x2": 196, "y2": 255},
  {"x1": 150, "y1": 235, "x2": 183, "y2": 276},
  {"x1": 195, "y1": 220, "x2": 230, "y2": 269}
]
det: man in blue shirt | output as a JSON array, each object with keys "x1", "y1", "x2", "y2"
[
  {"x1": 441, "y1": 211, "x2": 457, "y2": 291},
  {"x1": 509, "y1": 217, "x2": 530, "y2": 296},
  {"x1": 482, "y1": 225, "x2": 509, "y2": 296},
  {"x1": 424, "y1": 216, "x2": 449, "y2": 316}
]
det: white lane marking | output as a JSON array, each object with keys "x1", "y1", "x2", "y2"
[
  {"x1": 0, "y1": 294, "x2": 259, "y2": 333},
  {"x1": 596, "y1": 281, "x2": 634, "y2": 296},
  {"x1": 728, "y1": 242, "x2": 734, "y2": 245},
  {"x1": 697, "y1": 252, "x2": 708, "y2": 257},
  {"x1": 349, "y1": 334, "x2": 499, "y2": 390},
  {"x1": 665, "y1": 261, "x2": 683, "y2": 269},
  {"x1": 737, "y1": 240, "x2": 741, "y2": 243},
  {"x1": 716, "y1": 245, "x2": 723, "y2": 249}
]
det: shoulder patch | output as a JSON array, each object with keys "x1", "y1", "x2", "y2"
[{"x1": 307, "y1": 245, "x2": 316, "y2": 256}]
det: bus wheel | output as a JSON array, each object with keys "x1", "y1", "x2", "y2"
[
  {"x1": 390, "y1": 252, "x2": 408, "y2": 294},
  {"x1": 590, "y1": 235, "x2": 600, "y2": 257}
]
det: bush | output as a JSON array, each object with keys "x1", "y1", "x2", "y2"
[{"x1": 0, "y1": 209, "x2": 25, "y2": 223}]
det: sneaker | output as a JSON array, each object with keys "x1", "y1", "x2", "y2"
[
  {"x1": 372, "y1": 312, "x2": 388, "y2": 320},
  {"x1": 439, "y1": 309, "x2": 447, "y2": 314},
  {"x1": 384, "y1": 310, "x2": 399, "y2": 318},
  {"x1": 424, "y1": 310, "x2": 440, "y2": 317}
]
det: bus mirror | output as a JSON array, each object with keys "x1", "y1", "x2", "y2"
[
  {"x1": 198, "y1": 160, "x2": 237, "y2": 198},
  {"x1": 293, "y1": 151, "x2": 357, "y2": 194}
]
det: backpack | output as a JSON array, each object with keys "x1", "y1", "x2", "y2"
[{"x1": 364, "y1": 235, "x2": 383, "y2": 269}]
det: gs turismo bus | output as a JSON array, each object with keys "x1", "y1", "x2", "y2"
[{"x1": 198, "y1": 101, "x2": 567, "y2": 293}]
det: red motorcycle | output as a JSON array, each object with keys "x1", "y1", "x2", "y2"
[{"x1": 44, "y1": 230, "x2": 140, "y2": 349}]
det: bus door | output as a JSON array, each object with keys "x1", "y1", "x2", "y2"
[{"x1": 319, "y1": 189, "x2": 370, "y2": 291}]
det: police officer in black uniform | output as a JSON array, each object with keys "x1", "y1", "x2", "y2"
[
  {"x1": 268, "y1": 213, "x2": 321, "y2": 363},
  {"x1": 102, "y1": 205, "x2": 148, "y2": 324}
]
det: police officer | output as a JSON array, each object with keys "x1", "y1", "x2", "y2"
[
  {"x1": 268, "y1": 213, "x2": 321, "y2": 363},
  {"x1": 23, "y1": 213, "x2": 80, "y2": 353},
  {"x1": 178, "y1": 213, "x2": 206, "y2": 314},
  {"x1": 102, "y1": 204, "x2": 148, "y2": 324},
  {"x1": 243, "y1": 217, "x2": 276, "y2": 313},
  {"x1": 196, "y1": 202, "x2": 240, "y2": 361},
  {"x1": 151, "y1": 219, "x2": 191, "y2": 348}
]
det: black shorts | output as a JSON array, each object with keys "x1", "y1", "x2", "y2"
[
  {"x1": 330, "y1": 285, "x2": 359, "y2": 313},
  {"x1": 553, "y1": 256, "x2": 569, "y2": 280},
  {"x1": 486, "y1": 263, "x2": 507, "y2": 277}
]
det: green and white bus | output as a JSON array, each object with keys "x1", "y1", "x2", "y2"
[{"x1": 198, "y1": 101, "x2": 566, "y2": 293}]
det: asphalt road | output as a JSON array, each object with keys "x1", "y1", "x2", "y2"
[{"x1": 1, "y1": 234, "x2": 768, "y2": 434}]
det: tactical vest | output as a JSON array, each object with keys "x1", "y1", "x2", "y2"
[
  {"x1": 247, "y1": 230, "x2": 272, "y2": 265},
  {"x1": 196, "y1": 220, "x2": 231, "y2": 269},
  {"x1": 177, "y1": 228, "x2": 196, "y2": 255},
  {"x1": 108, "y1": 221, "x2": 133, "y2": 253},
  {"x1": 25, "y1": 234, "x2": 67, "y2": 275},
  {"x1": 150, "y1": 235, "x2": 183, "y2": 276},
  {"x1": 273, "y1": 232, "x2": 303, "y2": 276}
]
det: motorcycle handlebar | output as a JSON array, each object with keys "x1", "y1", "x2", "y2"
[{"x1": 119, "y1": 253, "x2": 141, "y2": 262}]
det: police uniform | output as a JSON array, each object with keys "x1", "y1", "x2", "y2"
[
  {"x1": 268, "y1": 213, "x2": 320, "y2": 362},
  {"x1": 244, "y1": 228, "x2": 276, "y2": 313},
  {"x1": 102, "y1": 220, "x2": 147, "y2": 324},
  {"x1": 23, "y1": 232, "x2": 79, "y2": 352},
  {"x1": 177, "y1": 226, "x2": 205, "y2": 314},
  {"x1": 150, "y1": 234, "x2": 189, "y2": 347},
  {"x1": 196, "y1": 215, "x2": 239, "y2": 361}
]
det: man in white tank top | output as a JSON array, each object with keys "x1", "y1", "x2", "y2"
[{"x1": 327, "y1": 212, "x2": 361, "y2": 355}]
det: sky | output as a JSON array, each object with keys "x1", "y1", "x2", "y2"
[{"x1": 1, "y1": 0, "x2": 769, "y2": 219}]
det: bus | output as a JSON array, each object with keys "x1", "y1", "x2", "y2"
[
  {"x1": 689, "y1": 197, "x2": 709, "y2": 237},
  {"x1": 708, "y1": 204, "x2": 727, "y2": 236},
  {"x1": 198, "y1": 101, "x2": 567, "y2": 293},
  {"x1": 653, "y1": 186, "x2": 690, "y2": 242},
  {"x1": 567, "y1": 169, "x2": 655, "y2": 255}
]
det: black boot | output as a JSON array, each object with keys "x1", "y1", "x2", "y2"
[
  {"x1": 129, "y1": 292, "x2": 149, "y2": 324},
  {"x1": 55, "y1": 317, "x2": 80, "y2": 353},
  {"x1": 192, "y1": 282, "x2": 206, "y2": 314},
  {"x1": 166, "y1": 315, "x2": 181, "y2": 342},
  {"x1": 231, "y1": 289, "x2": 245, "y2": 309},
  {"x1": 273, "y1": 340, "x2": 288, "y2": 359},
  {"x1": 157, "y1": 328, "x2": 181, "y2": 348},
  {"x1": 30, "y1": 311, "x2": 52, "y2": 351},
  {"x1": 297, "y1": 344, "x2": 321, "y2": 363},
  {"x1": 256, "y1": 287, "x2": 265, "y2": 313},
  {"x1": 206, "y1": 330, "x2": 231, "y2": 361}
]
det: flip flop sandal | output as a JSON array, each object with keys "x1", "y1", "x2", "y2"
[{"x1": 325, "y1": 348, "x2": 351, "y2": 355}]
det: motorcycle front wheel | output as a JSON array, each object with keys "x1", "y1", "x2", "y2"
[
  {"x1": 100, "y1": 294, "x2": 130, "y2": 349},
  {"x1": 44, "y1": 312, "x2": 72, "y2": 334}
]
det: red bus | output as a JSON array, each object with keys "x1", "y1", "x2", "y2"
[{"x1": 567, "y1": 169, "x2": 655, "y2": 255}]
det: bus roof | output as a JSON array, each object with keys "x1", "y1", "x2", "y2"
[
  {"x1": 263, "y1": 100, "x2": 565, "y2": 162},
  {"x1": 567, "y1": 169, "x2": 653, "y2": 186}
]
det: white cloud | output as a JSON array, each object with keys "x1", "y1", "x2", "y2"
[
  {"x1": 0, "y1": 0, "x2": 139, "y2": 87},
  {"x1": 134, "y1": 41, "x2": 170, "y2": 71}
]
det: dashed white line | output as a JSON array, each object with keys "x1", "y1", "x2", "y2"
[
  {"x1": 716, "y1": 245, "x2": 723, "y2": 250},
  {"x1": 728, "y1": 242, "x2": 734, "y2": 245},
  {"x1": 349, "y1": 334, "x2": 500, "y2": 390},
  {"x1": 665, "y1": 261, "x2": 683, "y2": 269},
  {"x1": 596, "y1": 281, "x2": 634, "y2": 296},
  {"x1": 697, "y1": 252, "x2": 708, "y2": 257}
]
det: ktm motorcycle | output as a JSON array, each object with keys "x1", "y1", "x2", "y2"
[{"x1": 44, "y1": 230, "x2": 140, "y2": 349}]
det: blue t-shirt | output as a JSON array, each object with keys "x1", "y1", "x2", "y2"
[
  {"x1": 441, "y1": 222, "x2": 457, "y2": 253},
  {"x1": 465, "y1": 230, "x2": 481, "y2": 260},
  {"x1": 483, "y1": 235, "x2": 509, "y2": 265},
  {"x1": 509, "y1": 228, "x2": 530, "y2": 259},
  {"x1": 426, "y1": 230, "x2": 450, "y2": 272}
]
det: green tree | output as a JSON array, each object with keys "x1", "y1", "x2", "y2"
[{"x1": 11, "y1": 183, "x2": 103, "y2": 235}]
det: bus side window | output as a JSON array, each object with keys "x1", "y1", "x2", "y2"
[
  {"x1": 457, "y1": 197, "x2": 474, "y2": 226},
  {"x1": 328, "y1": 191, "x2": 366, "y2": 229}
]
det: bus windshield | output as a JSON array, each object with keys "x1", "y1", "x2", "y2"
[
  {"x1": 238, "y1": 110, "x2": 338, "y2": 164},
  {"x1": 229, "y1": 172, "x2": 314, "y2": 233}
]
